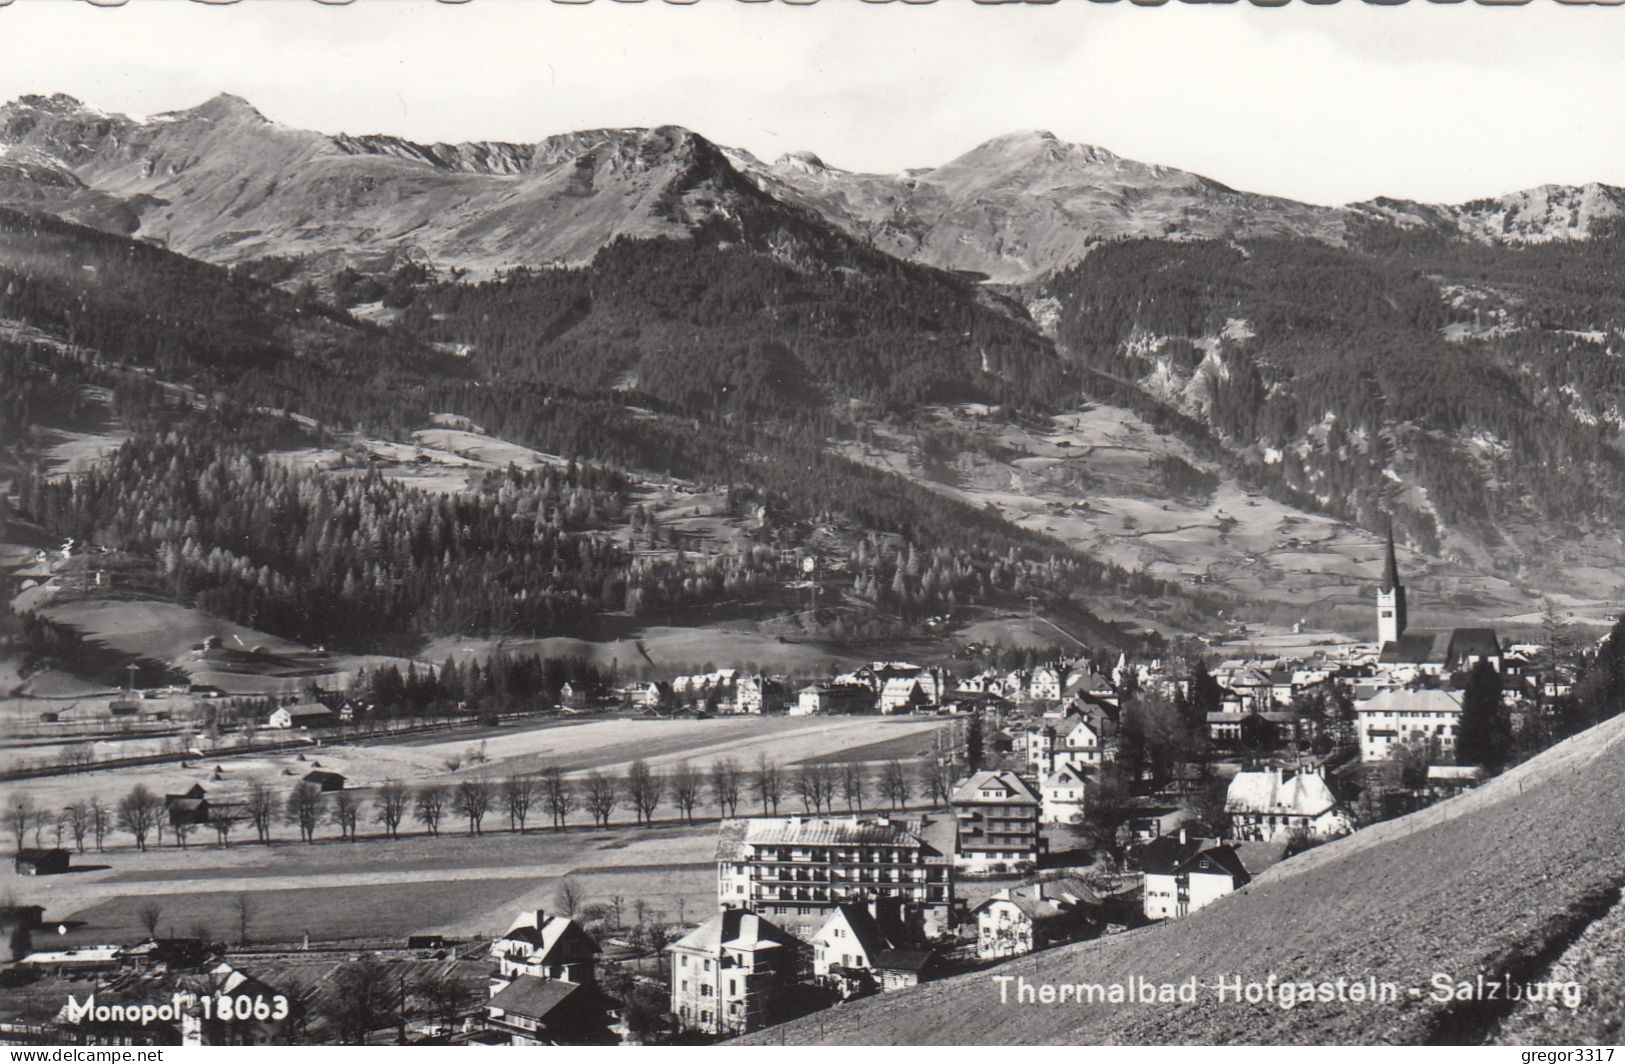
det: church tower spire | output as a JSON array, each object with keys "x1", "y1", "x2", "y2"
[{"x1": 1377, "y1": 518, "x2": 1407, "y2": 647}]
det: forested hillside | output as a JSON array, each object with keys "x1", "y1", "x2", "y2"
[
  {"x1": 1043, "y1": 228, "x2": 1625, "y2": 556},
  {"x1": 400, "y1": 219, "x2": 1067, "y2": 416},
  {"x1": 0, "y1": 207, "x2": 461, "y2": 434},
  {"x1": 1, "y1": 206, "x2": 1177, "y2": 653}
]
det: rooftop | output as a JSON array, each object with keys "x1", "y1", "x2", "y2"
[
  {"x1": 1225, "y1": 766, "x2": 1340, "y2": 817},
  {"x1": 717, "y1": 814, "x2": 945, "y2": 857},
  {"x1": 671, "y1": 909, "x2": 795, "y2": 955},
  {"x1": 486, "y1": 975, "x2": 583, "y2": 1021}
]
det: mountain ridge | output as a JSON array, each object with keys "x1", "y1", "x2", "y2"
[
  {"x1": 3, "y1": 92, "x2": 1621, "y2": 282},
  {"x1": 5, "y1": 91, "x2": 1625, "y2": 618}
]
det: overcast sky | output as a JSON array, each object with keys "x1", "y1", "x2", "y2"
[{"x1": 0, "y1": 0, "x2": 1619, "y2": 206}]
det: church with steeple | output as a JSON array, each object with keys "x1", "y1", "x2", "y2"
[
  {"x1": 1377, "y1": 522, "x2": 1407, "y2": 648},
  {"x1": 1374, "y1": 520, "x2": 1500, "y2": 675}
]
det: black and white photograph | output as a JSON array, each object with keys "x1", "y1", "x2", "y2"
[{"x1": 1, "y1": 0, "x2": 1623, "y2": 1049}]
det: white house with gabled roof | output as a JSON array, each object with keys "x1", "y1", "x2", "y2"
[
  {"x1": 1040, "y1": 763, "x2": 1090, "y2": 825},
  {"x1": 1224, "y1": 765, "x2": 1351, "y2": 843}
]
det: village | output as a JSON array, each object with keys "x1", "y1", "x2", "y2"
[{"x1": 1, "y1": 524, "x2": 1610, "y2": 1046}]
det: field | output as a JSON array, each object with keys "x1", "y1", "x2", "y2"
[
  {"x1": 0, "y1": 713, "x2": 950, "y2": 950},
  {"x1": 2, "y1": 590, "x2": 389, "y2": 709},
  {"x1": 4, "y1": 713, "x2": 947, "y2": 812},
  {"x1": 30, "y1": 826, "x2": 723, "y2": 947}
]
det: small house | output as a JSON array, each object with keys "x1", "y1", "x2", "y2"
[
  {"x1": 14, "y1": 849, "x2": 71, "y2": 876},
  {"x1": 811, "y1": 901, "x2": 932, "y2": 996},
  {"x1": 267, "y1": 702, "x2": 337, "y2": 730},
  {"x1": 1139, "y1": 832, "x2": 1250, "y2": 921},
  {"x1": 491, "y1": 910, "x2": 600, "y2": 984},
  {"x1": 483, "y1": 975, "x2": 616, "y2": 1046},
  {"x1": 972, "y1": 875, "x2": 1101, "y2": 959},
  {"x1": 301, "y1": 770, "x2": 346, "y2": 792}
]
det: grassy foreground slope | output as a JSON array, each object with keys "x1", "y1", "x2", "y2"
[{"x1": 752, "y1": 713, "x2": 1625, "y2": 1045}]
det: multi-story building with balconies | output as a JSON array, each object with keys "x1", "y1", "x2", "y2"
[
  {"x1": 949, "y1": 770, "x2": 1044, "y2": 874},
  {"x1": 715, "y1": 814, "x2": 956, "y2": 940}
]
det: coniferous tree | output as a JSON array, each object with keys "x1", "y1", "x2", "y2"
[{"x1": 1457, "y1": 660, "x2": 1512, "y2": 774}]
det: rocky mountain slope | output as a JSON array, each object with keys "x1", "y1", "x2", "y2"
[
  {"x1": 747, "y1": 711, "x2": 1625, "y2": 1045},
  {"x1": 5, "y1": 93, "x2": 1619, "y2": 285},
  {"x1": 5, "y1": 91, "x2": 1625, "y2": 617},
  {"x1": 733, "y1": 131, "x2": 1348, "y2": 283},
  {"x1": 1352, "y1": 183, "x2": 1625, "y2": 245},
  {"x1": 0, "y1": 93, "x2": 768, "y2": 275}
]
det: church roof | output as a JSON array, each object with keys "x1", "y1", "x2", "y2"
[
  {"x1": 1380, "y1": 631, "x2": 1450, "y2": 665},
  {"x1": 1446, "y1": 628, "x2": 1501, "y2": 662},
  {"x1": 1379, "y1": 628, "x2": 1501, "y2": 667}
]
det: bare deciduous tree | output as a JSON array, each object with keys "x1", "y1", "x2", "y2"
[
  {"x1": 413, "y1": 784, "x2": 448, "y2": 836},
  {"x1": 116, "y1": 785, "x2": 163, "y2": 851},
  {"x1": 29, "y1": 807, "x2": 51, "y2": 847},
  {"x1": 88, "y1": 795, "x2": 110, "y2": 851},
  {"x1": 417, "y1": 971, "x2": 472, "y2": 1034},
  {"x1": 285, "y1": 783, "x2": 325, "y2": 844},
  {"x1": 540, "y1": 765, "x2": 575, "y2": 830},
  {"x1": 626, "y1": 760, "x2": 662, "y2": 826},
  {"x1": 452, "y1": 780, "x2": 493, "y2": 835},
  {"x1": 880, "y1": 759, "x2": 911, "y2": 809},
  {"x1": 321, "y1": 954, "x2": 395, "y2": 1043},
  {"x1": 374, "y1": 780, "x2": 408, "y2": 839},
  {"x1": 793, "y1": 765, "x2": 821, "y2": 813},
  {"x1": 245, "y1": 781, "x2": 276, "y2": 844},
  {"x1": 331, "y1": 790, "x2": 361, "y2": 841},
  {"x1": 6, "y1": 796, "x2": 34, "y2": 853},
  {"x1": 137, "y1": 900, "x2": 164, "y2": 941},
  {"x1": 669, "y1": 761, "x2": 702, "y2": 824},
  {"x1": 63, "y1": 801, "x2": 91, "y2": 853},
  {"x1": 553, "y1": 877, "x2": 584, "y2": 918},
  {"x1": 502, "y1": 776, "x2": 537, "y2": 833},
  {"x1": 708, "y1": 758, "x2": 741, "y2": 816},
  {"x1": 209, "y1": 805, "x2": 240, "y2": 848},
  {"x1": 584, "y1": 771, "x2": 618, "y2": 828},
  {"x1": 811, "y1": 762, "x2": 839, "y2": 814},
  {"x1": 917, "y1": 758, "x2": 954, "y2": 810},
  {"x1": 751, "y1": 754, "x2": 784, "y2": 815},
  {"x1": 231, "y1": 893, "x2": 256, "y2": 947}
]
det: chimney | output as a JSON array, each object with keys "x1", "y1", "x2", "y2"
[
  {"x1": 1177, "y1": 826, "x2": 1188, "y2": 845},
  {"x1": 535, "y1": 909, "x2": 548, "y2": 929}
]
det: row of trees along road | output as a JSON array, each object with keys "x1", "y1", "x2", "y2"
[{"x1": 4, "y1": 749, "x2": 967, "y2": 853}]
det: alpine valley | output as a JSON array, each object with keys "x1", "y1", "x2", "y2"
[{"x1": 4, "y1": 91, "x2": 1625, "y2": 675}]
